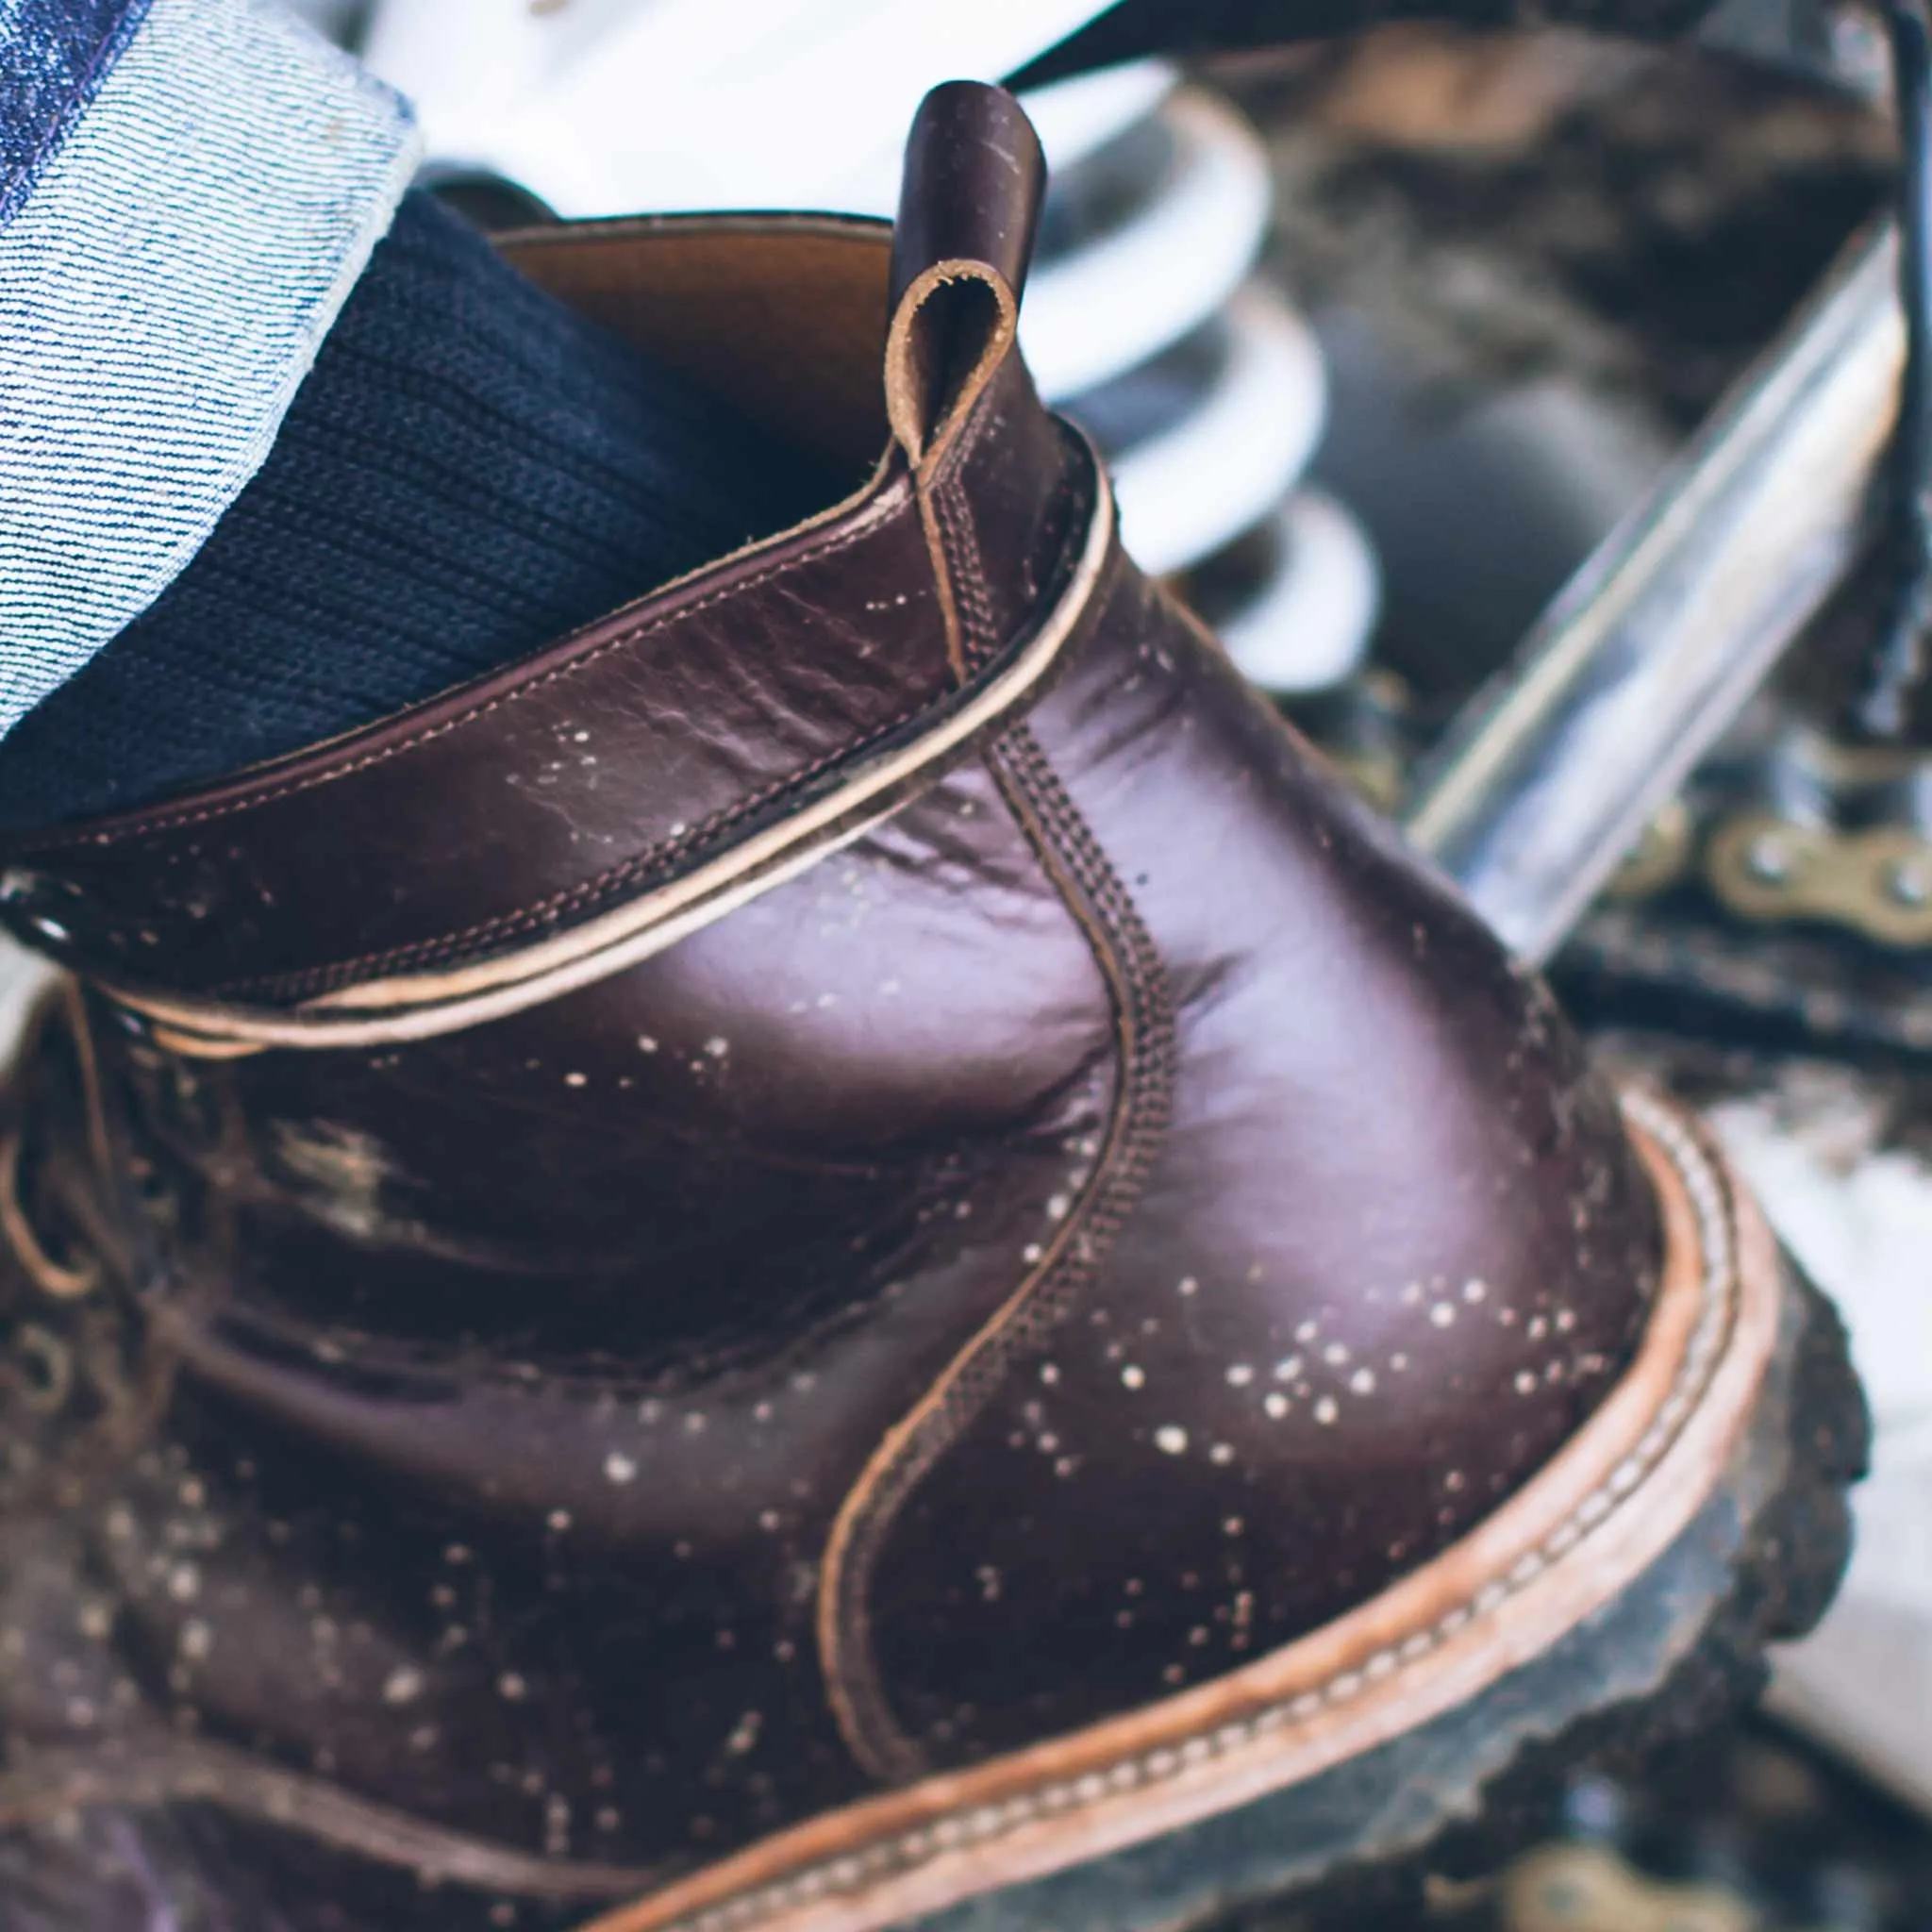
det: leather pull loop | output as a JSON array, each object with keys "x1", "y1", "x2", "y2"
[{"x1": 885, "y1": 81, "x2": 1046, "y2": 470}]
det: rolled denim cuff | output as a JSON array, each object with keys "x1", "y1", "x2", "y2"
[{"x1": 0, "y1": 0, "x2": 421, "y2": 741}]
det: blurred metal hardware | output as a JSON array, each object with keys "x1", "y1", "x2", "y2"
[
  {"x1": 1024, "y1": 81, "x2": 1268, "y2": 397},
  {"x1": 1405, "y1": 223, "x2": 1904, "y2": 966},
  {"x1": 1025, "y1": 68, "x2": 1382, "y2": 690},
  {"x1": 1186, "y1": 487, "x2": 1381, "y2": 691}
]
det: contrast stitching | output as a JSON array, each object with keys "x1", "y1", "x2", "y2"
[
  {"x1": 815, "y1": 401, "x2": 1172, "y2": 1780},
  {"x1": 932, "y1": 478, "x2": 1002, "y2": 677},
  {"x1": 223, "y1": 668, "x2": 956, "y2": 1004},
  {"x1": 230, "y1": 430, "x2": 1088, "y2": 1001},
  {"x1": 9, "y1": 496, "x2": 904, "y2": 856},
  {"x1": 816, "y1": 708, "x2": 1177, "y2": 1782},
  {"x1": 662, "y1": 1091, "x2": 1741, "y2": 1932}
]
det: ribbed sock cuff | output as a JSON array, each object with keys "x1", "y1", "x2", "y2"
[{"x1": 0, "y1": 192, "x2": 835, "y2": 830}]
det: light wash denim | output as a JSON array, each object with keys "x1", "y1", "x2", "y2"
[{"x1": 0, "y1": 0, "x2": 420, "y2": 741}]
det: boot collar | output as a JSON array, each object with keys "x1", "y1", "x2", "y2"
[{"x1": 0, "y1": 86, "x2": 1117, "y2": 1056}]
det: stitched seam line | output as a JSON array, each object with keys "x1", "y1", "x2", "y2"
[
  {"x1": 818, "y1": 719, "x2": 1177, "y2": 1784},
  {"x1": 930, "y1": 452, "x2": 1002, "y2": 679},
  {"x1": 225, "y1": 431, "x2": 1086, "y2": 1002},
  {"x1": 934, "y1": 485, "x2": 1000, "y2": 676},
  {"x1": 221, "y1": 672, "x2": 957, "y2": 1003},
  {"x1": 41, "y1": 1098, "x2": 1736, "y2": 1920},
  {"x1": 8, "y1": 498, "x2": 903, "y2": 857}
]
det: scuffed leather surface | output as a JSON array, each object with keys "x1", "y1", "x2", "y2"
[{"x1": 0, "y1": 476, "x2": 958, "y2": 1001}]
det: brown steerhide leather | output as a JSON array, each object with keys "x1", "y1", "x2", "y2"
[{"x1": 0, "y1": 82, "x2": 1657, "y2": 1925}]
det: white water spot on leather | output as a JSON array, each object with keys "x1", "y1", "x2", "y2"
[
  {"x1": 1154, "y1": 1425, "x2": 1188, "y2": 1455},
  {"x1": 382, "y1": 1665, "x2": 424, "y2": 1706}
]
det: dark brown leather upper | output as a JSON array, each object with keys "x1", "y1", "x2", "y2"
[{"x1": 0, "y1": 82, "x2": 1658, "y2": 1929}]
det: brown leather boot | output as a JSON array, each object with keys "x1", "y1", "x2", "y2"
[{"x1": 0, "y1": 82, "x2": 1864, "y2": 1932}]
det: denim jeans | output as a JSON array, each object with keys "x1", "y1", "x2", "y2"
[{"x1": 0, "y1": 0, "x2": 419, "y2": 741}]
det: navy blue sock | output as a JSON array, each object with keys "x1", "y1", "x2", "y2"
[{"x1": 0, "y1": 192, "x2": 835, "y2": 830}]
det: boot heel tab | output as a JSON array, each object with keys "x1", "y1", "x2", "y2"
[{"x1": 886, "y1": 81, "x2": 1046, "y2": 467}]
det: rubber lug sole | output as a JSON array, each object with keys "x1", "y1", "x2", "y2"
[{"x1": 1224, "y1": 1257, "x2": 1869, "y2": 1932}]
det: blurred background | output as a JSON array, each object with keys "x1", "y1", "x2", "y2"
[{"x1": 10, "y1": 0, "x2": 1931, "y2": 1922}]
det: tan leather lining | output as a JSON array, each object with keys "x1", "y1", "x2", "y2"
[
  {"x1": 500, "y1": 218, "x2": 892, "y2": 476},
  {"x1": 577, "y1": 1091, "x2": 1778, "y2": 1932}
]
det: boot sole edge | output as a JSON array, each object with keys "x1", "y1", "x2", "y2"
[{"x1": 579, "y1": 1088, "x2": 1864, "y2": 1932}]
